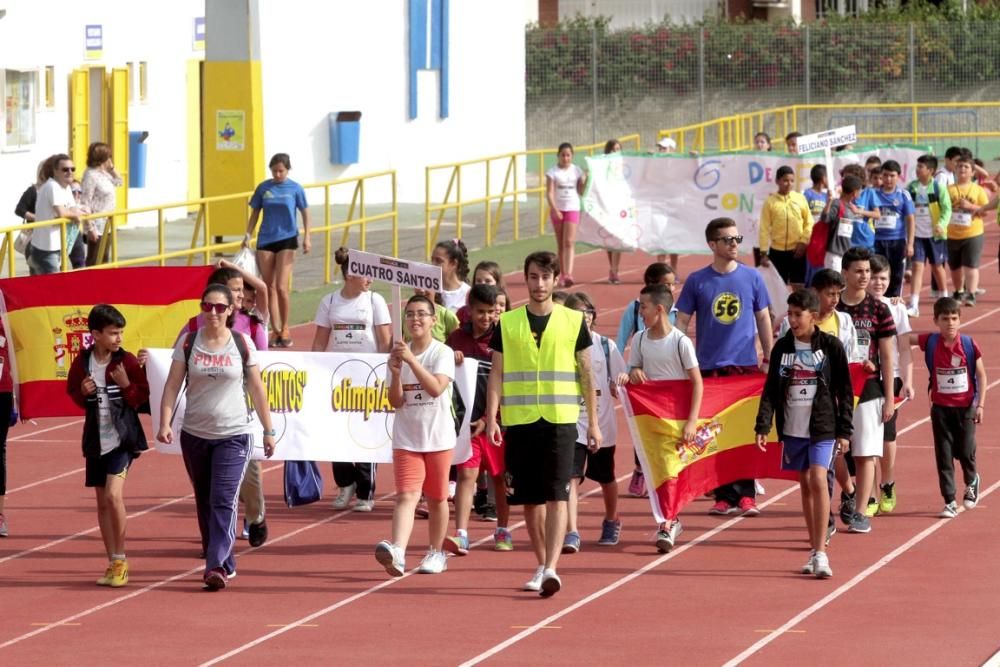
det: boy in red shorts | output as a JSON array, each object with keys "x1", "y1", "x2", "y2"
[{"x1": 444, "y1": 284, "x2": 513, "y2": 553}]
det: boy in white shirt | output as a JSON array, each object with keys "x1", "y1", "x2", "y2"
[{"x1": 626, "y1": 284, "x2": 702, "y2": 552}]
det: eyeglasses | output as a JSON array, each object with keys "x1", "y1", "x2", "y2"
[
  {"x1": 71, "y1": 189, "x2": 82, "y2": 195},
  {"x1": 584, "y1": 309, "x2": 596, "y2": 317},
  {"x1": 200, "y1": 302, "x2": 229, "y2": 314},
  {"x1": 60, "y1": 166, "x2": 76, "y2": 173},
  {"x1": 404, "y1": 311, "x2": 433, "y2": 320},
  {"x1": 712, "y1": 235, "x2": 743, "y2": 245}
]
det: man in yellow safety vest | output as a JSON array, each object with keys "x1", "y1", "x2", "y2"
[{"x1": 486, "y1": 251, "x2": 601, "y2": 597}]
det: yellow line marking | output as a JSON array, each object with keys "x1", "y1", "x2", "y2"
[{"x1": 266, "y1": 624, "x2": 318, "y2": 628}]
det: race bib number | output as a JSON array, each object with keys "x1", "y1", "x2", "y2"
[
  {"x1": 402, "y1": 382, "x2": 433, "y2": 407},
  {"x1": 333, "y1": 323, "x2": 368, "y2": 347},
  {"x1": 876, "y1": 214, "x2": 898, "y2": 231},
  {"x1": 856, "y1": 330, "x2": 871, "y2": 362},
  {"x1": 711, "y1": 292, "x2": 742, "y2": 325},
  {"x1": 915, "y1": 206, "x2": 931, "y2": 226},
  {"x1": 837, "y1": 221, "x2": 854, "y2": 238},
  {"x1": 951, "y1": 212, "x2": 972, "y2": 227},
  {"x1": 788, "y1": 372, "x2": 818, "y2": 406},
  {"x1": 936, "y1": 367, "x2": 969, "y2": 395}
]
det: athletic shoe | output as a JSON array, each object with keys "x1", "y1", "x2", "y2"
[
  {"x1": 964, "y1": 293, "x2": 977, "y2": 307},
  {"x1": 655, "y1": 520, "x2": 683, "y2": 553},
  {"x1": 906, "y1": 306, "x2": 919, "y2": 319},
  {"x1": 597, "y1": 518, "x2": 622, "y2": 546},
  {"x1": 879, "y1": 482, "x2": 897, "y2": 514},
  {"x1": 561, "y1": 531, "x2": 581, "y2": 554},
  {"x1": 801, "y1": 550, "x2": 816, "y2": 575},
  {"x1": 540, "y1": 569, "x2": 562, "y2": 597},
  {"x1": 247, "y1": 519, "x2": 268, "y2": 547},
  {"x1": 847, "y1": 513, "x2": 871, "y2": 534},
  {"x1": 494, "y1": 528, "x2": 514, "y2": 552},
  {"x1": 239, "y1": 519, "x2": 249, "y2": 540},
  {"x1": 608, "y1": 271, "x2": 621, "y2": 285},
  {"x1": 929, "y1": 289, "x2": 941, "y2": 298},
  {"x1": 418, "y1": 550, "x2": 448, "y2": 574},
  {"x1": 864, "y1": 497, "x2": 879, "y2": 518},
  {"x1": 523, "y1": 565, "x2": 545, "y2": 592},
  {"x1": 478, "y1": 504, "x2": 498, "y2": 521},
  {"x1": 473, "y1": 488, "x2": 488, "y2": 516},
  {"x1": 709, "y1": 500, "x2": 737, "y2": 515},
  {"x1": 414, "y1": 498, "x2": 430, "y2": 519},
  {"x1": 976, "y1": 287, "x2": 986, "y2": 296},
  {"x1": 354, "y1": 499, "x2": 375, "y2": 512},
  {"x1": 276, "y1": 327, "x2": 293, "y2": 348},
  {"x1": 839, "y1": 491, "x2": 856, "y2": 526},
  {"x1": 628, "y1": 469, "x2": 648, "y2": 497},
  {"x1": 940, "y1": 501, "x2": 959, "y2": 519},
  {"x1": 332, "y1": 483, "x2": 356, "y2": 510},
  {"x1": 375, "y1": 540, "x2": 405, "y2": 577},
  {"x1": 825, "y1": 519, "x2": 836, "y2": 546},
  {"x1": 443, "y1": 534, "x2": 470, "y2": 556},
  {"x1": 96, "y1": 563, "x2": 114, "y2": 586},
  {"x1": 813, "y1": 551, "x2": 832, "y2": 579},
  {"x1": 963, "y1": 474, "x2": 980, "y2": 510},
  {"x1": 561, "y1": 275, "x2": 575, "y2": 287},
  {"x1": 952, "y1": 290, "x2": 965, "y2": 304},
  {"x1": 0, "y1": 513, "x2": 8, "y2": 537},
  {"x1": 110, "y1": 559, "x2": 129, "y2": 587},
  {"x1": 203, "y1": 567, "x2": 227, "y2": 591},
  {"x1": 738, "y1": 497, "x2": 760, "y2": 517}
]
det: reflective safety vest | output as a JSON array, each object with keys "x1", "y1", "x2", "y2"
[{"x1": 499, "y1": 304, "x2": 582, "y2": 426}]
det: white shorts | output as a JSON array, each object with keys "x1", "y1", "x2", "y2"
[
  {"x1": 824, "y1": 251, "x2": 843, "y2": 272},
  {"x1": 851, "y1": 398, "x2": 885, "y2": 457}
]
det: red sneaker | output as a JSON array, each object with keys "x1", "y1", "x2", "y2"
[
  {"x1": 738, "y1": 497, "x2": 760, "y2": 517},
  {"x1": 708, "y1": 500, "x2": 736, "y2": 515}
]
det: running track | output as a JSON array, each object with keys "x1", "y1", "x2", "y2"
[{"x1": 2, "y1": 232, "x2": 1000, "y2": 665}]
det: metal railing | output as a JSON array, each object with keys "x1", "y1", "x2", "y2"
[
  {"x1": 0, "y1": 171, "x2": 398, "y2": 282},
  {"x1": 424, "y1": 134, "x2": 640, "y2": 259}
]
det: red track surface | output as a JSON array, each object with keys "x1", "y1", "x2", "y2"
[{"x1": 3, "y1": 231, "x2": 1000, "y2": 666}]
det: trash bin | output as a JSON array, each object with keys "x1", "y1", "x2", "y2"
[
  {"x1": 328, "y1": 111, "x2": 361, "y2": 165},
  {"x1": 128, "y1": 130, "x2": 149, "y2": 188}
]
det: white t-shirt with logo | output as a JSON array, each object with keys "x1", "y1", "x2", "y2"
[
  {"x1": 314, "y1": 289, "x2": 391, "y2": 353},
  {"x1": 90, "y1": 355, "x2": 122, "y2": 455},
  {"x1": 440, "y1": 282, "x2": 471, "y2": 313},
  {"x1": 783, "y1": 339, "x2": 820, "y2": 438},
  {"x1": 391, "y1": 339, "x2": 456, "y2": 453},
  {"x1": 33, "y1": 178, "x2": 77, "y2": 251},
  {"x1": 577, "y1": 332, "x2": 626, "y2": 448},
  {"x1": 911, "y1": 183, "x2": 934, "y2": 238},
  {"x1": 881, "y1": 296, "x2": 911, "y2": 380},
  {"x1": 627, "y1": 327, "x2": 698, "y2": 380},
  {"x1": 546, "y1": 164, "x2": 584, "y2": 212}
]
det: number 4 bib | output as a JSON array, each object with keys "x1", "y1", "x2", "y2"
[{"x1": 936, "y1": 367, "x2": 969, "y2": 394}]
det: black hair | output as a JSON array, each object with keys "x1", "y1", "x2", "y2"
[
  {"x1": 705, "y1": 217, "x2": 737, "y2": 242},
  {"x1": 472, "y1": 260, "x2": 504, "y2": 287},
  {"x1": 934, "y1": 296, "x2": 962, "y2": 318},
  {"x1": 552, "y1": 290, "x2": 568, "y2": 304},
  {"x1": 603, "y1": 139, "x2": 620, "y2": 154},
  {"x1": 944, "y1": 146, "x2": 964, "y2": 160},
  {"x1": 868, "y1": 165, "x2": 883, "y2": 176},
  {"x1": 639, "y1": 283, "x2": 674, "y2": 311},
  {"x1": 917, "y1": 154, "x2": 938, "y2": 171},
  {"x1": 405, "y1": 294, "x2": 436, "y2": 313},
  {"x1": 810, "y1": 268, "x2": 845, "y2": 291},
  {"x1": 269, "y1": 153, "x2": 291, "y2": 170},
  {"x1": 202, "y1": 284, "x2": 236, "y2": 328},
  {"x1": 841, "y1": 163, "x2": 866, "y2": 181},
  {"x1": 564, "y1": 291, "x2": 596, "y2": 322},
  {"x1": 208, "y1": 266, "x2": 242, "y2": 287},
  {"x1": 776, "y1": 165, "x2": 794, "y2": 180},
  {"x1": 557, "y1": 142, "x2": 574, "y2": 155},
  {"x1": 841, "y1": 174, "x2": 864, "y2": 195},
  {"x1": 495, "y1": 287, "x2": 509, "y2": 309},
  {"x1": 754, "y1": 132, "x2": 772, "y2": 150},
  {"x1": 88, "y1": 304, "x2": 126, "y2": 332},
  {"x1": 869, "y1": 253, "x2": 890, "y2": 275},
  {"x1": 467, "y1": 283, "x2": 498, "y2": 309},
  {"x1": 785, "y1": 131, "x2": 802, "y2": 141},
  {"x1": 841, "y1": 246, "x2": 873, "y2": 271},
  {"x1": 865, "y1": 155, "x2": 882, "y2": 167},
  {"x1": 881, "y1": 160, "x2": 901, "y2": 175},
  {"x1": 787, "y1": 288, "x2": 820, "y2": 313},
  {"x1": 810, "y1": 164, "x2": 826, "y2": 184},
  {"x1": 643, "y1": 261, "x2": 675, "y2": 287},
  {"x1": 960, "y1": 147, "x2": 974, "y2": 161},
  {"x1": 524, "y1": 250, "x2": 560, "y2": 279},
  {"x1": 435, "y1": 239, "x2": 470, "y2": 281}
]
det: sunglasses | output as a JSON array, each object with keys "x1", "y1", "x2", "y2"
[
  {"x1": 60, "y1": 166, "x2": 76, "y2": 173},
  {"x1": 712, "y1": 235, "x2": 743, "y2": 245},
  {"x1": 200, "y1": 302, "x2": 229, "y2": 314}
]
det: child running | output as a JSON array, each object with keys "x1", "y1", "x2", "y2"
[
  {"x1": 67, "y1": 305, "x2": 150, "y2": 588},
  {"x1": 912, "y1": 297, "x2": 986, "y2": 518},
  {"x1": 755, "y1": 289, "x2": 854, "y2": 579},
  {"x1": 626, "y1": 284, "x2": 701, "y2": 552},
  {"x1": 376, "y1": 295, "x2": 457, "y2": 576}
]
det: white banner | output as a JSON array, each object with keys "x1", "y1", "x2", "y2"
[
  {"x1": 145, "y1": 349, "x2": 476, "y2": 464},
  {"x1": 579, "y1": 145, "x2": 929, "y2": 255},
  {"x1": 346, "y1": 249, "x2": 442, "y2": 291}
]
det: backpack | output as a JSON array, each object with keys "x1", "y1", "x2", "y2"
[
  {"x1": 806, "y1": 216, "x2": 829, "y2": 268},
  {"x1": 848, "y1": 199, "x2": 876, "y2": 250},
  {"x1": 599, "y1": 334, "x2": 612, "y2": 386},
  {"x1": 631, "y1": 300, "x2": 641, "y2": 337},
  {"x1": 922, "y1": 333, "x2": 978, "y2": 401}
]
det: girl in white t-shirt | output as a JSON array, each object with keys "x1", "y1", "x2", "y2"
[
  {"x1": 431, "y1": 239, "x2": 471, "y2": 312},
  {"x1": 545, "y1": 142, "x2": 586, "y2": 287},
  {"x1": 375, "y1": 295, "x2": 456, "y2": 577},
  {"x1": 312, "y1": 247, "x2": 393, "y2": 512}
]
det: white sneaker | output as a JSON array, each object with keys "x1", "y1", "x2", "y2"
[
  {"x1": 939, "y1": 501, "x2": 959, "y2": 519},
  {"x1": 906, "y1": 305, "x2": 919, "y2": 318},
  {"x1": 375, "y1": 540, "x2": 405, "y2": 577},
  {"x1": 540, "y1": 569, "x2": 562, "y2": 597},
  {"x1": 523, "y1": 565, "x2": 545, "y2": 591},
  {"x1": 333, "y1": 483, "x2": 356, "y2": 510},
  {"x1": 801, "y1": 549, "x2": 816, "y2": 575},
  {"x1": 813, "y1": 551, "x2": 832, "y2": 579},
  {"x1": 418, "y1": 550, "x2": 448, "y2": 574},
  {"x1": 976, "y1": 287, "x2": 986, "y2": 296},
  {"x1": 929, "y1": 289, "x2": 941, "y2": 298},
  {"x1": 354, "y1": 498, "x2": 375, "y2": 512}
]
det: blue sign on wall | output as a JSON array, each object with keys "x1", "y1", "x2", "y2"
[{"x1": 408, "y1": 0, "x2": 449, "y2": 120}]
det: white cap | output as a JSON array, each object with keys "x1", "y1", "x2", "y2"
[{"x1": 657, "y1": 137, "x2": 677, "y2": 150}]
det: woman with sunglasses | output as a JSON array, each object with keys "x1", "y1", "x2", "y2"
[
  {"x1": 28, "y1": 154, "x2": 88, "y2": 275},
  {"x1": 157, "y1": 284, "x2": 276, "y2": 591}
]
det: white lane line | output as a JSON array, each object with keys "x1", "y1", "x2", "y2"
[
  {"x1": 6, "y1": 468, "x2": 85, "y2": 494},
  {"x1": 457, "y1": 484, "x2": 801, "y2": 667},
  {"x1": 723, "y1": 478, "x2": 1000, "y2": 667},
  {"x1": 8, "y1": 419, "x2": 84, "y2": 441}
]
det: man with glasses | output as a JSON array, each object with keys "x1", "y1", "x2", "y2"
[
  {"x1": 675, "y1": 217, "x2": 773, "y2": 516},
  {"x1": 30, "y1": 154, "x2": 88, "y2": 275}
]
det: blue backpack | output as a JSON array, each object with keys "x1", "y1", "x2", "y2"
[{"x1": 923, "y1": 333, "x2": 978, "y2": 401}]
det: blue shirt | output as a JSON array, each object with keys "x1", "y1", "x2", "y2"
[
  {"x1": 869, "y1": 185, "x2": 915, "y2": 242},
  {"x1": 249, "y1": 179, "x2": 308, "y2": 246},
  {"x1": 804, "y1": 189, "x2": 828, "y2": 220},
  {"x1": 675, "y1": 263, "x2": 769, "y2": 371},
  {"x1": 615, "y1": 298, "x2": 676, "y2": 354}
]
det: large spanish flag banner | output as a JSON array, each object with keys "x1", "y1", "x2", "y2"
[
  {"x1": 0, "y1": 266, "x2": 211, "y2": 418},
  {"x1": 623, "y1": 374, "x2": 796, "y2": 524}
]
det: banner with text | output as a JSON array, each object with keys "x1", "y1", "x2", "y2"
[
  {"x1": 145, "y1": 349, "x2": 475, "y2": 464},
  {"x1": 579, "y1": 145, "x2": 928, "y2": 255}
]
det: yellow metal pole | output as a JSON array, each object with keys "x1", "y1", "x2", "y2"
[
  {"x1": 60, "y1": 223, "x2": 69, "y2": 273},
  {"x1": 188, "y1": 206, "x2": 204, "y2": 267},
  {"x1": 5, "y1": 232, "x2": 13, "y2": 277},
  {"x1": 391, "y1": 171, "x2": 398, "y2": 258},
  {"x1": 158, "y1": 209, "x2": 165, "y2": 267},
  {"x1": 912, "y1": 105, "x2": 919, "y2": 143},
  {"x1": 324, "y1": 185, "x2": 332, "y2": 284},
  {"x1": 203, "y1": 204, "x2": 211, "y2": 265}
]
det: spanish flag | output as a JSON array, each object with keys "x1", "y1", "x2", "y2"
[
  {"x1": 0, "y1": 266, "x2": 211, "y2": 418},
  {"x1": 623, "y1": 375, "x2": 796, "y2": 523}
]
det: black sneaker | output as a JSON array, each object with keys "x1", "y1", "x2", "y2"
[
  {"x1": 479, "y1": 504, "x2": 498, "y2": 521},
  {"x1": 248, "y1": 519, "x2": 268, "y2": 547},
  {"x1": 839, "y1": 491, "x2": 856, "y2": 526},
  {"x1": 963, "y1": 474, "x2": 980, "y2": 510},
  {"x1": 964, "y1": 293, "x2": 977, "y2": 307},
  {"x1": 472, "y1": 488, "x2": 488, "y2": 516}
]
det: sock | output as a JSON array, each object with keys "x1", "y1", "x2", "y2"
[
  {"x1": 910, "y1": 294, "x2": 919, "y2": 308},
  {"x1": 543, "y1": 567, "x2": 556, "y2": 576},
  {"x1": 111, "y1": 553, "x2": 126, "y2": 561},
  {"x1": 457, "y1": 529, "x2": 467, "y2": 539},
  {"x1": 496, "y1": 526, "x2": 508, "y2": 533},
  {"x1": 882, "y1": 480, "x2": 895, "y2": 491}
]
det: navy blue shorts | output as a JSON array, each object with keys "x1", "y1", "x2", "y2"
[
  {"x1": 85, "y1": 447, "x2": 134, "y2": 487},
  {"x1": 257, "y1": 236, "x2": 298, "y2": 254},
  {"x1": 913, "y1": 237, "x2": 947, "y2": 265},
  {"x1": 781, "y1": 437, "x2": 835, "y2": 472}
]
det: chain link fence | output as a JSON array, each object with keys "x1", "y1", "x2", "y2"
[{"x1": 526, "y1": 21, "x2": 1000, "y2": 155}]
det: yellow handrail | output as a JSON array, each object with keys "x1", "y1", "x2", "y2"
[{"x1": 0, "y1": 171, "x2": 398, "y2": 281}]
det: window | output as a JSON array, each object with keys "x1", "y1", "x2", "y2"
[
  {"x1": 139, "y1": 61, "x2": 148, "y2": 102},
  {"x1": 3, "y1": 69, "x2": 39, "y2": 149},
  {"x1": 44, "y1": 66, "x2": 55, "y2": 108}
]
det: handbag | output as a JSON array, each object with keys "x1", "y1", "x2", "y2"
[
  {"x1": 283, "y1": 460, "x2": 323, "y2": 507},
  {"x1": 13, "y1": 228, "x2": 32, "y2": 255},
  {"x1": 232, "y1": 247, "x2": 261, "y2": 280}
]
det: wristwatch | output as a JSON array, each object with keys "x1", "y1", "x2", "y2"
[{"x1": 263, "y1": 429, "x2": 277, "y2": 437}]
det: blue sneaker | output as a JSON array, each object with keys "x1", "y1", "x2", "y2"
[
  {"x1": 561, "y1": 531, "x2": 581, "y2": 554},
  {"x1": 597, "y1": 519, "x2": 621, "y2": 546},
  {"x1": 443, "y1": 533, "x2": 469, "y2": 556}
]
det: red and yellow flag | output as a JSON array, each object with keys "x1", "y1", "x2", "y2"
[{"x1": 0, "y1": 266, "x2": 211, "y2": 418}]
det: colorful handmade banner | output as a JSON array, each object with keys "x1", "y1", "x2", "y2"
[
  {"x1": 0, "y1": 266, "x2": 212, "y2": 418},
  {"x1": 579, "y1": 144, "x2": 929, "y2": 255},
  {"x1": 144, "y1": 349, "x2": 476, "y2": 465},
  {"x1": 623, "y1": 374, "x2": 795, "y2": 524}
]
